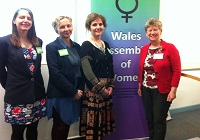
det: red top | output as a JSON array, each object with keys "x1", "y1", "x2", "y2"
[{"x1": 138, "y1": 40, "x2": 181, "y2": 94}]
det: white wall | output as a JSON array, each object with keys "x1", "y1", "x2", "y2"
[
  {"x1": 171, "y1": 71, "x2": 200, "y2": 110},
  {"x1": 159, "y1": 0, "x2": 200, "y2": 109},
  {"x1": 159, "y1": 0, "x2": 200, "y2": 69}
]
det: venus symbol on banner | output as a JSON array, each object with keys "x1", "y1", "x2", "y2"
[{"x1": 115, "y1": 0, "x2": 138, "y2": 23}]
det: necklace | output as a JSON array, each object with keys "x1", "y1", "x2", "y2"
[
  {"x1": 23, "y1": 43, "x2": 29, "y2": 49},
  {"x1": 93, "y1": 40, "x2": 105, "y2": 53},
  {"x1": 21, "y1": 40, "x2": 29, "y2": 49}
]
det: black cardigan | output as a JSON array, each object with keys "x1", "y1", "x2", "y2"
[{"x1": 80, "y1": 41, "x2": 115, "y2": 93}]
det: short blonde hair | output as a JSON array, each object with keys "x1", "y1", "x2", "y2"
[
  {"x1": 52, "y1": 16, "x2": 72, "y2": 34},
  {"x1": 145, "y1": 18, "x2": 162, "y2": 32}
]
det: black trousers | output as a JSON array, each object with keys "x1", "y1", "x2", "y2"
[
  {"x1": 142, "y1": 86, "x2": 171, "y2": 140},
  {"x1": 51, "y1": 109, "x2": 70, "y2": 140},
  {"x1": 11, "y1": 121, "x2": 39, "y2": 140}
]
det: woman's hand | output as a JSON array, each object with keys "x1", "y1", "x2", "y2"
[
  {"x1": 74, "y1": 90, "x2": 83, "y2": 100},
  {"x1": 107, "y1": 87, "x2": 113, "y2": 95},
  {"x1": 102, "y1": 88, "x2": 110, "y2": 97},
  {"x1": 138, "y1": 83, "x2": 142, "y2": 96},
  {"x1": 138, "y1": 89, "x2": 142, "y2": 96},
  {"x1": 167, "y1": 91, "x2": 176, "y2": 102}
]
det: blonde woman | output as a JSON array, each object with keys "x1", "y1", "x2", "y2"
[{"x1": 46, "y1": 16, "x2": 84, "y2": 140}]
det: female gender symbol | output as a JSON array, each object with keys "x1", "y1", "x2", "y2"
[{"x1": 115, "y1": 0, "x2": 138, "y2": 23}]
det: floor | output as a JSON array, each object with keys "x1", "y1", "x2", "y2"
[{"x1": 165, "y1": 108, "x2": 200, "y2": 140}]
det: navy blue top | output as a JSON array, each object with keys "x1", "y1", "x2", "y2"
[
  {"x1": 0, "y1": 34, "x2": 45, "y2": 105},
  {"x1": 46, "y1": 37, "x2": 84, "y2": 124}
]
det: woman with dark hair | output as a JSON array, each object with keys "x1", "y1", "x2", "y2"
[
  {"x1": 79, "y1": 12, "x2": 115, "y2": 140},
  {"x1": 0, "y1": 8, "x2": 46, "y2": 140}
]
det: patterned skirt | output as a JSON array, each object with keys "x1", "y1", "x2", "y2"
[
  {"x1": 79, "y1": 78, "x2": 115, "y2": 140},
  {"x1": 4, "y1": 98, "x2": 46, "y2": 125}
]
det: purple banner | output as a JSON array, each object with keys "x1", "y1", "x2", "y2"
[{"x1": 91, "y1": 0, "x2": 160, "y2": 139}]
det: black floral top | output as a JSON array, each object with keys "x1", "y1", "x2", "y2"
[{"x1": 22, "y1": 47, "x2": 37, "y2": 74}]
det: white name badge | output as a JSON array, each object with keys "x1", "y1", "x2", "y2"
[
  {"x1": 58, "y1": 49, "x2": 69, "y2": 56},
  {"x1": 153, "y1": 53, "x2": 163, "y2": 59}
]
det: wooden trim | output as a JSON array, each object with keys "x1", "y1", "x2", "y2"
[{"x1": 181, "y1": 73, "x2": 200, "y2": 82}]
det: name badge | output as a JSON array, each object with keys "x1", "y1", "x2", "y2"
[
  {"x1": 58, "y1": 49, "x2": 69, "y2": 56},
  {"x1": 36, "y1": 47, "x2": 43, "y2": 54},
  {"x1": 153, "y1": 53, "x2": 163, "y2": 59}
]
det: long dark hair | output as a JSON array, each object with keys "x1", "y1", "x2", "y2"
[{"x1": 10, "y1": 8, "x2": 39, "y2": 47}]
